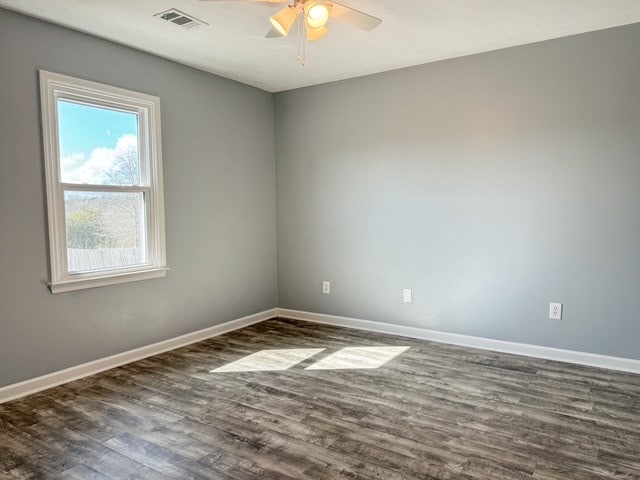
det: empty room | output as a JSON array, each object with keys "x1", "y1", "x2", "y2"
[{"x1": 1, "y1": 1, "x2": 640, "y2": 478}]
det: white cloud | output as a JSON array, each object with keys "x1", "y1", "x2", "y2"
[{"x1": 61, "y1": 134, "x2": 137, "y2": 184}]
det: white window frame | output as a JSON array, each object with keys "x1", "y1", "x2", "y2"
[{"x1": 40, "y1": 70, "x2": 167, "y2": 293}]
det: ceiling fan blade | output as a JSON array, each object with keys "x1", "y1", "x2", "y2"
[
  {"x1": 328, "y1": 2, "x2": 382, "y2": 31},
  {"x1": 265, "y1": 26, "x2": 285, "y2": 38}
]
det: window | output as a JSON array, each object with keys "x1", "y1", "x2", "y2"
[{"x1": 40, "y1": 71, "x2": 167, "y2": 293}]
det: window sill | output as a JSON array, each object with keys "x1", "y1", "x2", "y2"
[{"x1": 48, "y1": 267, "x2": 169, "y2": 294}]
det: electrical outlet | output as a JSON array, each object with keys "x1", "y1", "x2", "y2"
[
  {"x1": 549, "y1": 302, "x2": 562, "y2": 320},
  {"x1": 322, "y1": 280, "x2": 331, "y2": 294},
  {"x1": 403, "y1": 288, "x2": 412, "y2": 303}
]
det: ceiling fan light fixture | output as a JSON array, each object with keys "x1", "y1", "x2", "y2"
[
  {"x1": 306, "y1": 24, "x2": 328, "y2": 41},
  {"x1": 270, "y1": 6, "x2": 298, "y2": 36},
  {"x1": 306, "y1": 3, "x2": 330, "y2": 28}
]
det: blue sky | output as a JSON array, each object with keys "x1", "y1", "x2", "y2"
[
  {"x1": 58, "y1": 100, "x2": 137, "y2": 158},
  {"x1": 58, "y1": 100, "x2": 139, "y2": 184}
]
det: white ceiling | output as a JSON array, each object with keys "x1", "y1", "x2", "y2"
[{"x1": 2, "y1": 0, "x2": 640, "y2": 92}]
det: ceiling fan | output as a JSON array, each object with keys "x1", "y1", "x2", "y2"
[{"x1": 199, "y1": 0, "x2": 382, "y2": 43}]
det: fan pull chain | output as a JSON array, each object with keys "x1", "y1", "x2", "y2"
[
  {"x1": 296, "y1": 15, "x2": 302, "y2": 65},
  {"x1": 296, "y1": 15, "x2": 307, "y2": 66},
  {"x1": 302, "y1": 31, "x2": 307, "y2": 66}
]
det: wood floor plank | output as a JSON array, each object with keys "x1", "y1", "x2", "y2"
[
  {"x1": 1, "y1": 318, "x2": 639, "y2": 479},
  {"x1": 57, "y1": 464, "x2": 111, "y2": 480}
]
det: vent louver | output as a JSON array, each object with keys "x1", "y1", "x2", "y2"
[{"x1": 154, "y1": 9, "x2": 207, "y2": 29}]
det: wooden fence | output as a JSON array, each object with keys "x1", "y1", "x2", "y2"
[{"x1": 68, "y1": 248, "x2": 144, "y2": 272}]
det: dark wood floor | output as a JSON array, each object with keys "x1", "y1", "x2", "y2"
[{"x1": 1, "y1": 318, "x2": 640, "y2": 479}]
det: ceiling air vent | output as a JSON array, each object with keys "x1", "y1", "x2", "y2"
[{"x1": 154, "y1": 9, "x2": 208, "y2": 29}]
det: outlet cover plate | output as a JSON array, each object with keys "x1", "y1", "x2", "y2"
[
  {"x1": 403, "y1": 288, "x2": 412, "y2": 303},
  {"x1": 549, "y1": 302, "x2": 562, "y2": 320}
]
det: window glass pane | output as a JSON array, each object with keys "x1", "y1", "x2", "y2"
[
  {"x1": 65, "y1": 191, "x2": 147, "y2": 273},
  {"x1": 58, "y1": 100, "x2": 140, "y2": 185}
]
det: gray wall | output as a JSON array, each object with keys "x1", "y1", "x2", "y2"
[
  {"x1": 275, "y1": 23, "x2": 640, "y2": 360},
  {"x1": 0, "y1": 9, "x2": 277, "y2": 387}
]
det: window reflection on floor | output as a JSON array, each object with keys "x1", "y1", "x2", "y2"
[
  {"x1": 210, "y1": 346, "x2": 409, "y2": 373},
  {"x1": 210, "y1": 348, "x2": 325, "y2": 373},
  {"x1": 306, "y1": 346, "x2": 410, "y2": 370}
]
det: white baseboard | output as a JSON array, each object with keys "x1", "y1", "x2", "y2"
[
  {"x1": 0, "y1": 308, "x2": 278, "y2": 404},
  {"x1": 277, "y1": 308, "x2": 640, "y2": 375}
]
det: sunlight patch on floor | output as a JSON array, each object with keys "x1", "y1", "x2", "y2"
[
  {"x1": 210, "y1": 348, "x2": 325, "y2": 373},
  {"x1": 305, "y1": 346, "x2": 410, "y2": 370}
]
